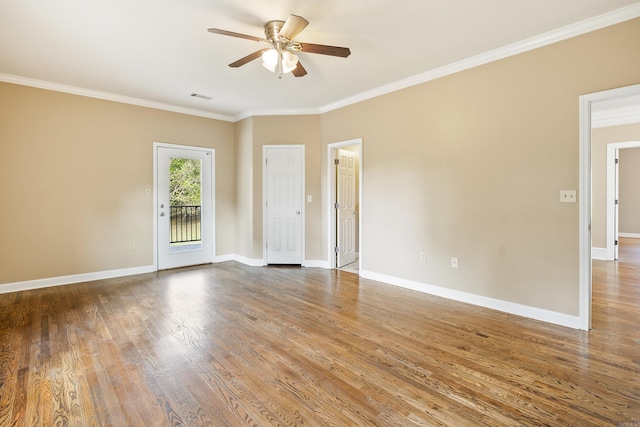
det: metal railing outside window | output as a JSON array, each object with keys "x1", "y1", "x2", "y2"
[{"x1": 170, "y1": 206, "x2": 202, "y2": 243}]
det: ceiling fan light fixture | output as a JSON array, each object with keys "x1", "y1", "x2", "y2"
[
  {"x1": 282, "y1": 50, "x2": 299, "y2": 73},
  {"x1": 261, "y1": 48, "x2": 279, "y2": 72},
  {"x1": 261, "y1": 48, "x2": 298, "y2": 75}
]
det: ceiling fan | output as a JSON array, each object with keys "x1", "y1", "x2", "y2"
[{"x1": 208, "y1": 14, "x2": 351, "y2": 78}]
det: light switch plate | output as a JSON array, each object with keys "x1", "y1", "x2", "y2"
[{"x1": 560, "y1": 190, "x2": 576, "y2": 203}]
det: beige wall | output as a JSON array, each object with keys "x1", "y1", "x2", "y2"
[
  {"x1": 0, "y1": 83, "x2": 235, "y2": 284},
  {"x1": 250, "y1": 115, "x2": 323, "y2": 261},
  {"x1": 320, "y1": 18, "x2": 640, "y2": 316},
  {"x1": 1, "y1": 18, "x2": 639, "y2": 319},
  {"x1": 234, "y1": 118, "x2": 254, "y2": 258},
  {"x1": 619, "y1": 147, "x2": 640, "y2": 234},
  {"x1": 591, "y1": 122, "x2": 640, "y2": 247}
]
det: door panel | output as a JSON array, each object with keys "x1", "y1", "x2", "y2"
[
  {"x1": 337, "y1": 149, "x2": 356, "y2": 267},
  {"x1": 265, "y1": 147, "x2": 303, "y2": 264},
  {"x1": 157, "y1": 146, "x2": 213, "y2": 270}
]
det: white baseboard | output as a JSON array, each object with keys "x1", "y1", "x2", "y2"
[
  {"x1": 226, "y1": 254, "x2": 330, "y2": 268},
  {"x1": 304, "y1": 259, "x2": 331, "y2": 268},
  {"x1": 591, "y1": 247, "x2": 609, "y2": 260},
  {"x1": 214, "y1": 254, "x2": 236, "y2": 263},
  {"x1": 0, "y1": 265, "x2": 156, "y2": 295},
  {"x1": 229, "y1": 255, "x2": 265, "y2": 267},
  {"x1": 619, "y1": 233, "x2": 640, "y2": 238},
  {"x1": 359, "y1": 269, "x2": 581, "y2": 330},
  {"x1": 3, "y1": 259, "x2": 581, "y2": 330}
]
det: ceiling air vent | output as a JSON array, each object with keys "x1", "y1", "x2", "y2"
[{"x1": 190, "y1": 93, "x2": 212, "y2": 100}]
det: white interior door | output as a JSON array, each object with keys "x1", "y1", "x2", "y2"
[
  {"x1": 337, "y1": 149, "x2": 356, "y2": 267},
  {"x1": 157, "y1": 145, "x2": 214, "y2": 270},
  {"x1": 265, "y1": 146, "x2": 303, "y2": 264}
]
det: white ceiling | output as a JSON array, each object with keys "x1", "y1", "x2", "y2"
[{"x1": 1, "y1": 0, "x2": 639, "y2": 121}]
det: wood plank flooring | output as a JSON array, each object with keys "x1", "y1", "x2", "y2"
[{"x1": 1, "y1": 242, "x2": 639, "y2": 426}]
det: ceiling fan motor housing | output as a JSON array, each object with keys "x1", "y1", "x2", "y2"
[{"x1": 264, "y1": 20, "x2": 286, "y2": 42}]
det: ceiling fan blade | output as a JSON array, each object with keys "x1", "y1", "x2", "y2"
[
  {"x1": 292, "y1": 61, "x2": 307, "y2": 77},
  {"x1": 229, "y1": 49, "x2": 267, "y2": 68},
  {"x1": 279, "y1": 14, "x2": 309, "y2": 41},
  {"x1": 298, "y1": 42, "x2": 351, "y2": 58},
  {"x1": 208, "y1": 28, "x2": 262, "y2": 42}
]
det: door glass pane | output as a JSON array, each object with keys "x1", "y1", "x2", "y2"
[{"x1": 169, "y1": 157, "x2": 203, "y2": 253}]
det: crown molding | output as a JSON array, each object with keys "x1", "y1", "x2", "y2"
[
  {"x1": 0, "y1": 73, "x2": 235, "y2": 122},
  {"x1": 233, "y1": 107, "x2": 321, "y2": 122},
  {"x1": 2, "y1": 3, "x2": 639, "y2": 121},
  {"x1": 319, "y1": 3, "x2": 640, "y2": 114},
  {"x1": 592, "y1": 105, "x2": 640, "y2": 128}
]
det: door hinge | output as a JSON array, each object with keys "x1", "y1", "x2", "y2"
[
  {"x1": 334, "y1": 246, "x2": 340, "y2": 254},
  {"x1": 615, "y1": 240, "x2": 618, "y2": 246},
  {"x1": 615, "y1": 199, "x2": 619, "y2": 205},
  {"x1": 615, "y1": 158, "x2": 619, "y2": 164},
  {"x1": 334, "y1": 158, "x2": 339, "y2": 165},
  {"x1": 334, "y1": 202, "x2": 339, "y2": 209},
  {"x1": 265, "y1": 158, "x2": 268, "y2": 165}
]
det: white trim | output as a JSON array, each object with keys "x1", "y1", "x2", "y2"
[
  {"x1": 619, "y1": 233, "x2": 640, "y2": 238},
  {"x1": 320, "y1": 4, "x2": 640, "y2": 114},
  {"x1": 233, "y1": 108, "x2": 320, "y2": 122},
  {"x1": 579, "y1": 83, "x2": 640, "y2": 331},
  {"x1": 0, "y1": 73, "x2": 234, "y2": 122},
  {"x1": 592, "y1": 105, "x2": 640, "y2": 128},
  {"x1": 591, "y1": 247, "x2": 608, "y2": 260},
  {"x1": 606, "y1": 141, "x2": 640, "y2": 260},
  {"x1": 214, "y1": 254, "x2": 236, "y2": 263},
  {"x1": 263, "y1": 145, "x2": 306, "y2": 265},
  {"x1": 360, "y1": 269, "x2": 581, "y2": 329},
  {"x1": 0, "y1": 265, "x2": 156, "y2": 295},
  {"x1": 153, "y1": 142, "x2": 216, "y2": 270},
  {"x1": 230, "y1": 255, "x2": 265, "y2": 267},
  {"x1": 327, "y1": 139, "x2": 363, "y2": 271},
  {"x1": 303, "y1": 260, "x2": 331, "y2": 268},
  {"x1": 3, "y1": 5, "x2": 639, "y2": 122}
]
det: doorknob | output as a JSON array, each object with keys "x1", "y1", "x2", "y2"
[
  {"x1": 160, "y1": 212, "x2": 165, "y2": 217},
  {"x1": 296, "y1": 210, "x2": 301, "y2": 215}
]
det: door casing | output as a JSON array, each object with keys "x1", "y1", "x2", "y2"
[
  {"x1": 263, "y1": 145, "x2": 305, "y2": 265},
  {"x1": 579, "y1": 83, "x2": 640, "y2": 330},
  {"x1": 327, "y1": 138, "x2": 363, "y2": 270},
  {"x1": 606, "y1": 141, "x2": 640, "y2": 260},
  {"x1": 336, "y1": 148, "x2": 357, "y2": 267},
  {"x1": 153, "y1": 142, "x2": 215, "y2": 270}
]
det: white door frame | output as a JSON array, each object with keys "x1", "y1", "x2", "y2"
[
  {"x1": 606, "y1": 141, "x2": 640, "y2": 260},
  {"x1": 153, "y1": 142, "x2": 216, "y2": 271},
  {"x1": 579, "y1": 83, "x2": 640, "y2": 330},
  {"x1": 327, "y1": 138, "x2": 363, "y2": 270},
  {"x1": 263, "y1": 145, "x2": 305, "y2": 265}
]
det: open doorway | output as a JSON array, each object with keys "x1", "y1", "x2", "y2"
[
  {"x1": 601, "y1": 143, "x2": 640, "y2": 260},
  {"x1": 327, "y1": 138, "x2": 362, "y2": 273},
  {"x1": 580, "y1": 83, "x2": 640, "y2": 330}
]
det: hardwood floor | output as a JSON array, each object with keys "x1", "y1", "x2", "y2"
[{"x1": 0, "y1": 245, "x2": 639, "y2": 426}]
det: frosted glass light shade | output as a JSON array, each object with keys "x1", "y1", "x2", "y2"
[{"x1": 261, "y1": 49, "x2": 278, "y2": 72}]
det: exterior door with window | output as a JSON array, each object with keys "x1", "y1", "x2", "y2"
[
  {"x1": 157, "y1": 145, "x2": 214, "y2": 270},
  {"x1": 264, "y1": 146, "x2": 304, "y2": 264}
]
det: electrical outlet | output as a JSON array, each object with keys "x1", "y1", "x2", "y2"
[
  {"x1": 129, "y1": 242, "x2": 136, "y2": 251},
  {"x1": 560, "y1": 190, "x2": 576, "y2": 203},
  {"x1": 451, "y1": 257, "x2": 459, "y2": 268},
  {"x1": 420, "y1": 252, "x2": 426, "y2": 262}
]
